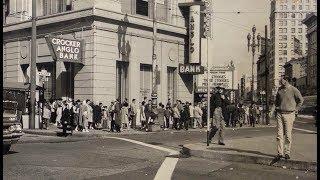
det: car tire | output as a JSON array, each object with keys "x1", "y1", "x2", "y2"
[{"x1": 3, "y1": 144, "x2": 11, "y2": 154}]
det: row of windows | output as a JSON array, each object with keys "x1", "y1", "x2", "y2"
[
  {"x1": 279, "y1": 42, "x2": 288, "y2": 48},
  {"x1": 279, "y1": 0, "x2": 317, "y2": 4},
  {"x1": 279, "y1": 50, "x2": 288, "y2": 55},
  {"x1": 278, "y1": 12, "x2": 304, "y2": 19},
  {"x1": 291, "y1": 28, "x2": 303, "y2": 33},
  {"x1": 279, "y1": 28, "x2": 287, "y2": 33},
  {"x1": 280, "y1": 4, "x2": 316, "y2": 11},
  {"x1": 279, "y1": 20, "x2": 303, "y2": 26}
]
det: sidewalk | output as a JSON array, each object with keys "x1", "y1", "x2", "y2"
[
  {"x1": 22, "y1": 124, "x2": 151, "y2": 138},
  {"x1": 182, "y1": 132, "x2": 317, "y2": 172}
]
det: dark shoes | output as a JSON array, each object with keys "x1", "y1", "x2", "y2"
[
  {"x1": 274, "y1": 155, "x2": 283, "y2": 161},
  {"x1": 284, "y1": 154, "x2": 290, "y2": 160},
  {"x1": 218, "y1": 142, "x2": 225, "y2": 146}
]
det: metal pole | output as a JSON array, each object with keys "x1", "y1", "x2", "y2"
[
  {"x1": 151, "y1": 0, "x2": 157, "y2": 108},
  {"x1": 206, "y1": 37, "x2": 210, "y2": 146},
  {"x1": 265, "y1": 25, "x2": 270, "y2": 125},
  {"x1": 29, "y1": 0, "x2": 37, "y2": 129}
]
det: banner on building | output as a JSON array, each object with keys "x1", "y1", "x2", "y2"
[
  {"x1": 45, "y1": 36, "x2": 84, "y2": 63},
  {"x1": 189, "y1": 5, "x2": 201, "y2": 64}
]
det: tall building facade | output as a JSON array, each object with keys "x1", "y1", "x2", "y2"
[
  {"x1": 269, "y1": 0, "x2": 317, "y2": 93},
  {"x1": 302, "y1": 13, "x2": 317, "y2": 95},
  {"x1": 3, "y1": 0, "x2": 204, "y2": 105}
]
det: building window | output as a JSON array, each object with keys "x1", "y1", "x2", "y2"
[
  {"x1": 298, "y1": 21, "x2": 302, "y2": 26},
  {"x1": 280, "y1": 5, "x2": 283, "y2": 10},
  {"x1": 283, "y1": 43, "x2": 287, "y2": 48},
  {"x1": 284, "y1": 13, "x2": 287, "y2": 18},
  {"x1": 298, "y1": 28, "x2": 302, "y2": 33},
  {"x1": 306, "y1": 5, "x2": 310, "y2": 10},
  {"x1": 284, "y1": 5, "x2": 287, "y2": 10},
  {"x1": 291, "y1": 13, "x2": 295, "y2": 18},
  {"x1": 298, "y1": 35, "x2": 302, "y2": 40},
  {"x1": 280, "y1": 13, "x2": 283, "y2": 18},
  {"x1": 306, "y1": 0, "x2": 309, "y2": 3},
  {"x1": 279, "y1": 20, "x2": 283, "y2": 26},
  {"x1": 284, "y1": 20, "x2": 287, "y2": 26},
  {"x1": 291, "y1": 28, "x2": 295, "y2": 33},
  {"x1": 298, "y1": 13, "x2": 303, "y2": 18},
  {"x1": 283, "y1": 35, "x2": 287, "y2": 40},
  {"x1": 283, "y1": 28, "x2": 287, "y2": 33},
  {"x1": 291, "y1": 35, "x2": 295, "y2": 40},
  {"x1": 66, "y1": 0, "x2": 72, "y2": 11},
  {"x1": 283, "y1": 50, "x2": 287, "y2": 55},
  {"x1": 136, "y1": 0, "x2": 149, "y2": 16},
  {"x1": 279, "y1": 43, "x2": 283, "y2": 48},
  {"x1": 291, "y1": 20, "x2": 296, "y2": 26},
  {"x1": 292, "y1": 5, "x2": 296, "y2": 10},
  {"x1": 299, "y1": 5, "x2": 302, "y2": 10},
  {"x1": 279, "y1": 28, "x2": 283, "y2": 33},
  {"x1": 279, "y1": 50, "x2": 282, "y2": 55}
]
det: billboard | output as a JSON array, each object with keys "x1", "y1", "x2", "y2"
[{"x1": 196, "y1": 64, "x2": 236, "y2": 93}]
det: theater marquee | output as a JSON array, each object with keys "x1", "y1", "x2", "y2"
[{"x1": 45, "y1": 36, "x2": 84, "y2": 63}]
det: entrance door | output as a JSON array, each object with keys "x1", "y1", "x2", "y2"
[
  {"x1": 167, "y1": 67, "x2": 176, "y2": 103},
  {"x1": 116, "y1": 61, "x2": 129, "y2": 102}
]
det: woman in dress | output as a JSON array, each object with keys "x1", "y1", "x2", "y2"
[{"x1": 120, "y1": 102, "x2": 129, "y2": 130}]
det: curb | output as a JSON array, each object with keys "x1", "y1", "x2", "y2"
[{"x1": 181, "y1": 145, "x2": 317, "y2": 172}]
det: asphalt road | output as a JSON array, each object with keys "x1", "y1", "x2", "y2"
[{"x1": 3, "y1": 117, "x2": 316, "y2": 180}]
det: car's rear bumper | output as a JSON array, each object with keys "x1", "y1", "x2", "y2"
[{"x1": 3, "y1": 132, "x2": 23, "y2": 145}]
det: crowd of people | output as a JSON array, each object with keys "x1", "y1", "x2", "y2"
[{"x1": 39, "y1": 91, "x2": 267, "y2": 134}]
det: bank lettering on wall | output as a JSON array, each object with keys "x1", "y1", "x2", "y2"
[{"x1": 45, "y1": 36, "x2": 84, "y2": 63}]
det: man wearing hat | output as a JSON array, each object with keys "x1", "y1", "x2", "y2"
[{"x1": 273, "y1": 76, "x2": 303, "y2": 160}]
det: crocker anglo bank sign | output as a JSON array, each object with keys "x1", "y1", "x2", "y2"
[{"x1": 46, "y1": 36, "x2": 84, "y2": 63}]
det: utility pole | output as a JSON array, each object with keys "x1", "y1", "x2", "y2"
[
  {"x1": 202, "y1": 0, "x2": 212, "y2": 147},
  {"x1": 29, "y1": 0, "x2": 37, "y2": 129},
  {"x1": 151, "y1": 0, "x2": 158, "y2": 108},
  {"x1": 265, "y1": 25, "x2": 270, "y2": 125}
]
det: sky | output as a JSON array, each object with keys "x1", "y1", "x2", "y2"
[{"x1": 207, "y1": 0, "x2": 271, "y2": 82}]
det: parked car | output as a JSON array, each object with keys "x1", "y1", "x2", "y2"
[{"x1": 3, "y1": 100, "x2": 23, "y2": 154}]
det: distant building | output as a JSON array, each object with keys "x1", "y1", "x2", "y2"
[
  {"x1": 269, "y1": 0, "x2": 317, "y2": 94},
  {"x1": 284, "y1": 57, "x2": 307, "y2": 95},
  {"x1": 302, "y1": 13, "x2": 317, "y2": 95},
  {"x1": 257, "y1": 37, "x2": 271, "y2": 99}
]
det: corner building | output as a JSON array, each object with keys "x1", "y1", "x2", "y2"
[{"x1": 3, "y1": 0, "x2": 200, "y2": 105}]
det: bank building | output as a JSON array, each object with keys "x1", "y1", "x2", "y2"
[{"x1": 3, "y1": 0, "x2": 211, "y2": 107}]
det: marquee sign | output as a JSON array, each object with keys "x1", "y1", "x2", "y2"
[
  {"x1": 45, "y1": 36, "x2": 84, "y2": 63},
  {"x1": 179, "y1": 64, "x2": 204, "y2": 75}
]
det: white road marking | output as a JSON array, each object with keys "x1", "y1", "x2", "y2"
[
  {"x1": 103, "y1": 136, "x2": 179, "y2": 180},
  {"x1": 154, "y1": 157, "x2": 179, "y2": 180},
  {"x1": 293, "y1": 128, "x2": 317, "y2": 133}
]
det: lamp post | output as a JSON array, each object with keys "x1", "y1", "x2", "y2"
[{"x1": 247, "y1": 25, "x2": 261, "y2": 105}]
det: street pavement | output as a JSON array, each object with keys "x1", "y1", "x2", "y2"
[{"x1": 3, "y1": 116, "x2": 317, "y2": 180}]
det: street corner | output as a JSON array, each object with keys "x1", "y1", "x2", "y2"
[{"x1": 181, "y1": 142, "x2": 317, "y2": 172}]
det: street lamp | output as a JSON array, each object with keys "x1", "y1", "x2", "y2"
[{"x1": 247, "y1": 25, "x2": 261, "y2": 105}]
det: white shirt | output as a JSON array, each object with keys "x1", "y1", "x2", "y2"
[{"x1": 189, "y1": 105, "x2": 194, "y2": 118}]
